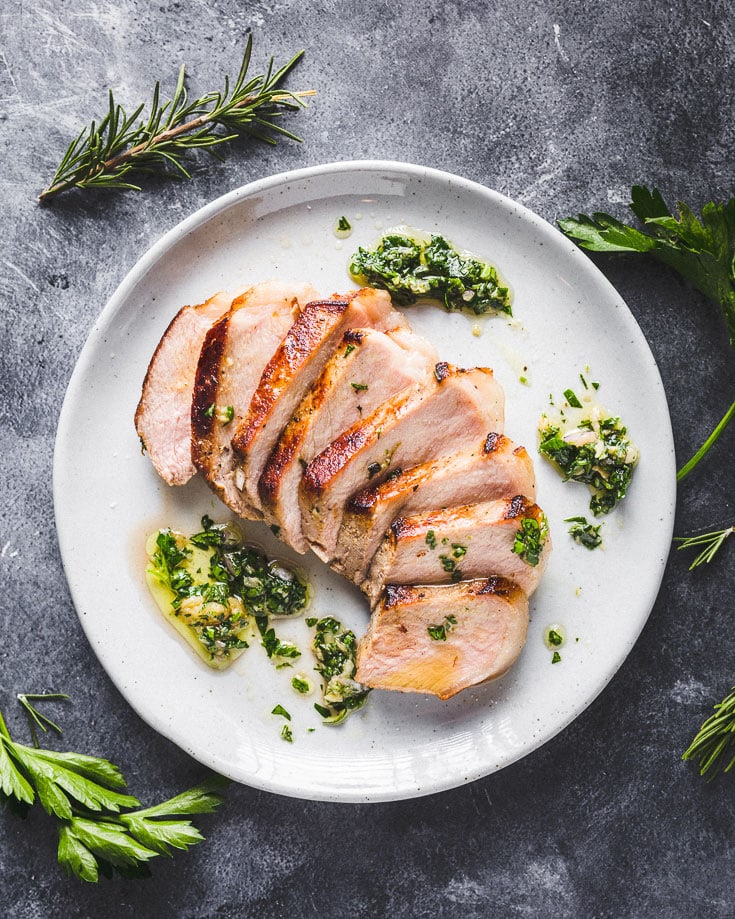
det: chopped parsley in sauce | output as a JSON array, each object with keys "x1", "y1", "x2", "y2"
[
  {"x1": 539, "y1": 398, "x2": 639, "y2": 516},
  {"x1": 291, "y1": 675, "x2": 312, "y2": 695},
  {"x1": 309, "y1": 616, "x2": 370, "y2": 724},
  {"x1": 334, "y1": 216, "x2": 353, "y2": 238},
  {"x1": 511, "y1": 514, "x2": 549, "y2": 567},
  {"x1": 145, "y1": 516, "x2": 309, "y2": 669},
  {"x1": 349, "y1": 231, "x2": 511, "y2": 316},
  {"x1": 545, "y1": 627, "x2": 564, "y2": 648},
  {"x1": 565, "y1": 515, "x2": 604, "y2": 549}
]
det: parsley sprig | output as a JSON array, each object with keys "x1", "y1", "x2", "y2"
[
  {"x1": 0, "y1": 693, "x2": 227, "y2": 882},
  {"x1": 559, "y1": 186, "x2": 735, "y2": 345},
  {"x1": 559, "y1": 186, "x2": 735, "y2": 478}
]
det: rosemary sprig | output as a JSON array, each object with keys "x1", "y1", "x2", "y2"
[
  {"x1": 560, "y1": 188, "x2": 735, "y2": 479},
  {"x1": 0, "y1": 692, "x2": 228, "y2": 881},
  {"x1": 683, "y1": 686, "x2": 735, "y2": 779},
  {"x1": 674, "y1": 524, "x2": 734, "y2": 570},
  {"x1": 39, "y1": 36, "x2": 313, "y2": 202}
]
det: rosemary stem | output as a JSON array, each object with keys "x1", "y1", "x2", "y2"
[
  {"x1": 38, "y1": 88, "x2": 314, "y2": 202},
  {"x1": 677, "y1": 398, "x2": 735, "y2": 481}
]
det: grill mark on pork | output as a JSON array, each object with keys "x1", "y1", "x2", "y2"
[
  {"x1": 503, "y1": 494, "x2": 534, "y2": 519},
  {"x1": 363, "y1": 496, "x2": 549, "y2": 605},
  {"x1": 231, "y1": 289, "x2": 406, "y2": 513},
  {"x1": 477, "y1": 574, "x2": 524, "y2": 600},
  {"x1": 258, "y1": 325, "x2": 436, "y2": 552},
  {"x1": 434, "y1": 361, "x2": 450, "y2": 381},
  {"x1": 191, "y1": 312, "x2": 229, "y2": 447},
  {"x1": 483, "y1": 432, "x2": 501, "y2": 454},
  {"x1": 232, "y1": 298, "x2": 351, "y2": 455},
  {"x1": 334, "y1": 433, "x2": 535, "y2": 583}
]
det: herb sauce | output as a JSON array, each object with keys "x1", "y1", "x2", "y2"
[
  {"x1": 539, "y1": 388, "x2": 639, "y2": 516},
  {"x1": 565, "y1": 515, "x2": 604, "y2": 549},
  {"x1": 309, "y1": 617, "x2": 370, "y2": 724},
  {"x1": 349, "y1": 231, "x2": 511, "y2": 316},
  {"x1": 145, "y1": 515, "x2": 309, "y2": 669},
  {"x1": 511, "y1": 514, "x2": 549, "y2": 567}
]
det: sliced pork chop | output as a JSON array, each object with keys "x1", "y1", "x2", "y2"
[
  {"x1": 355, "y1": 578, "x2": 529, "y2": 700},
  {"x1": 336, "y1": 433, "x2": 536, "y2": 582},
  {"x1": 135, "y1": 290, "x2": 234, "y2": 486},
  {"x1": 191, "y1": 280, "x2": 318, "y2": 517},
  {"x1": 300, "y1": 364, "x2": 505, "y2": 563},
  {"x1": 231, "y1": 288, "x2": 407, "y2": 513},
  {"x1": 363, "y1": 495, "x2": 550, "y2": 605},
  {"x1": 258, "y1": 325, "x2": 438, "y2": 552}
]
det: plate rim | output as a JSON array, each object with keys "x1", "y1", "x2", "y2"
[{"x1": 53, "y1": 159, "x2": 676, "y2": 802}]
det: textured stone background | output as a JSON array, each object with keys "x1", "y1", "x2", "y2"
[{"x1": 1, "y1": 1, "x2": 734, "y2": 916}]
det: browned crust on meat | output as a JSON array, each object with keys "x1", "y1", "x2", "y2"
[
  {"x1": 301, "y1": 366, "x2": 465, "y2": 497},
  {"x1": 190, "y1": 312, "x2": 230, "y2": 470},
  {"x1": 342, "y1": 328, "x2": 366, "y2": 345},
  {"x1": 433, "y1": 360, "x2": 450, "y2": 381},
  {"x1": 380, "y1": 577, "x2": 523, "y2": 610},
  {"x1": 301, "y1": 426, "x2": 372, "y2": 495},
  {"x1": 231, "y1": 298, "x2": 350, "y2": 456},
  {"x1": 474, "y1": 575, "x2": 524, "y2": 602},
  {"x1": 387, "y1": 495, "x2": 540, "y2": 542},
  {"x1": 346, "y1": 483, "x2": 383, "y2": 515},
  {"x1": 483, "y1": 432, "x2": 506, "y2": 454},
  {"x1": 258, "y1": 326, "x2": 360, "y2": 507},
  {"x1": 345, "y1": 468, "x2": 417, "y2": 516},
  {"x1": 386, "y1": 504, "x2": 457, "y2": 540},
  {"x1": 503, "y1": 494, "x2": 537, "y2": 520},
  {"x1": 382, "y1": 584, "x2": 426, "y2": 608},
  {"x1": 258, "y1": 421, "x2": 303, "y2": 506}
]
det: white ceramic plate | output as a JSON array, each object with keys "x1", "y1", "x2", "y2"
[{"x1": 54, "y1": 161, "x2": 675, "y2": 802}]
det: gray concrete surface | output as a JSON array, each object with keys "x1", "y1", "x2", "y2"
[{"x1": 1, "y1": 1, "x2": 734, "y2": 916}]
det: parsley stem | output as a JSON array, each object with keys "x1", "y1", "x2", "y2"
[
  {"x1": 0, "y1": 707, "x2": 11, "y2": 742},
  {"x1": 677, "y1": 398, "x2": 735, "y2": 481}
]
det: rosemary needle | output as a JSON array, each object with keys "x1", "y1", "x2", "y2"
[
  {"x1": 39, "y1": 36, "x2": 313, "y2": 202},
  {"x1": 674, "y1": 525, "x2": 734, "y2": 570},
  {"x1": 683, "y1": 686, "x2": 735, "y2": 779}
]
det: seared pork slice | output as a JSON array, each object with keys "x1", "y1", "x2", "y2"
[
  {"x1": 231, "y1": 288, "x2": 406, "y2": 512},
  {"x1": 336, "y1": 433, "x2": 536, "y2": 582},
  {"x1": 135, "y1": 290, "x2": 234, "y2": 486},
  {"x1": 363, "y1": 495, "x2": 549, "y2": 605},
  {"x1": 258, "y1": 325, "x2": 438, "y2": 552},
  {"x1": 355, "y1": 578, "x2": 529, "y2": 700},
  {"x1": 191, "y1": 281, "x2": 318, "y2": 517},
  {"x1": 300, "y1": 363, "x2": 505, "y2": 562}
]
